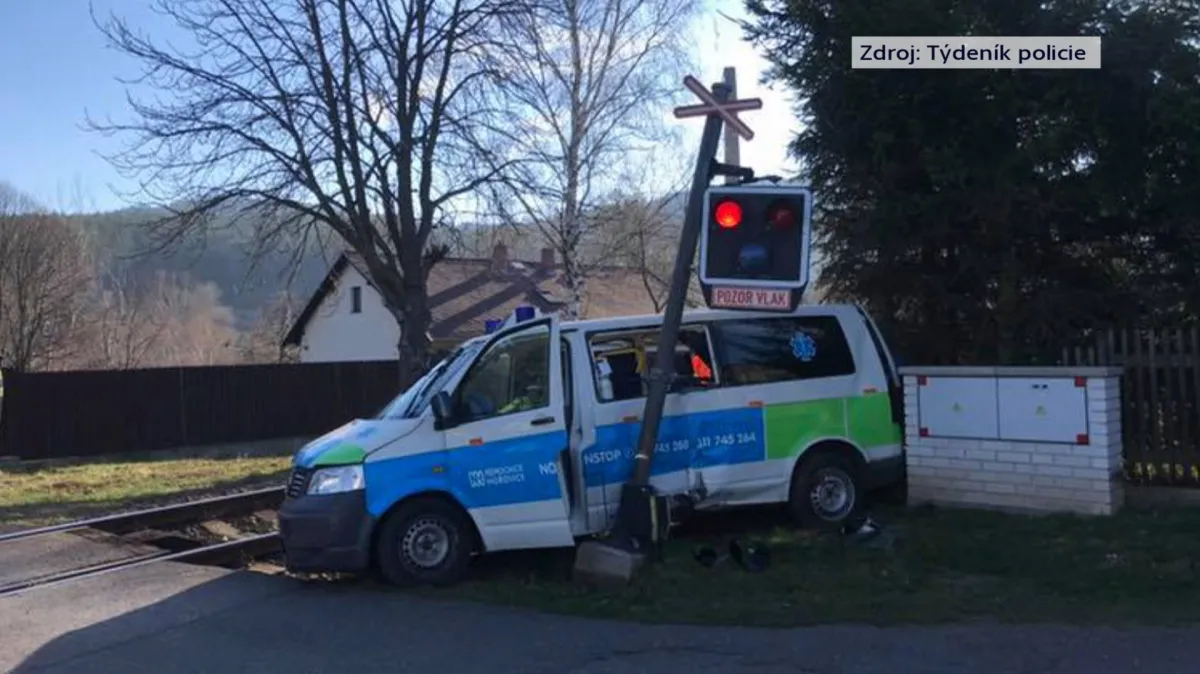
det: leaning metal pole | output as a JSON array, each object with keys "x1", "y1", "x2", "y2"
[{"x1": 626, "y1": 83, "x2": 728, "y2": 490}]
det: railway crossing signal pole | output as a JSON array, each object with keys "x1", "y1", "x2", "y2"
[
  {"x1": 722, "y1": 67, "x2": 740, "y2": 186},
  {"x1": 605, "y1": 73, "x2": 762, "y2": 554}
]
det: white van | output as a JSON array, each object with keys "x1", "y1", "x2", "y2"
[{"x1": 278, "y1": 304, "x2": 905, "y2": 586}]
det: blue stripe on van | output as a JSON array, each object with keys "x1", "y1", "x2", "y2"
[
  {"x1": 363, "y1": 430, "x2": 568, "y2": 515},
  {"x1": 580, "y1": 407, "x2": 766, "y2": 487},
  {"x1": 363, "y1": 407, "x2": 767, "y2": 516}
]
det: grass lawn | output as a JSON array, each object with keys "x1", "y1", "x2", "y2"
[
  {"x1": 413, "y1": 503, "x2": 1200, "y2": 627},
  {"x1": 0, "y1": 453, "x2": 292, "y2": 530}
]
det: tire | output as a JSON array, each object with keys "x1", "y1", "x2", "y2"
[
  {"x1": 375, "y1": 497, "x2": 474, "y2": 587},
  {"x1": 788, "y1": 451, "x2": 865, "y2": 530}
]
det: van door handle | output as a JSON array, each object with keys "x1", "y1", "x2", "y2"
[{"x1": 531, "y1": 416, "x2": 556, "y2": 426}]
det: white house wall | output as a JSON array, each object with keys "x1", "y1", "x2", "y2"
[{"x1": 299, "y1": 265, "x2": 400, "y2": 363}]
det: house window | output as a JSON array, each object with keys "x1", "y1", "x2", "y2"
[{"x1": 350, "y1": 286, "x2": 362, "y2": 314}]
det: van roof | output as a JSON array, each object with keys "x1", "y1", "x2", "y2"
[
  {"x1": 560, "y1": 303, "x2": 860, "y2": 333},
  {"x1": 456, "y1": 303, "x2": 863, "y2": 347}
]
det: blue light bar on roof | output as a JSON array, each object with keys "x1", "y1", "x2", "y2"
[
  {"x1": 514, "y1": 305, "x2": 536, "y2": 322},
  {"x1": 484, "y1": 319, "x2": 502, "y2": 334}
]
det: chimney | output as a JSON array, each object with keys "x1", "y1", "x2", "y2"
[
  {"x1": 491, "y1": 243, "x2": 508, "y2": 273},
  {"x1": 540, "y1": 247, "x2": 555, "y2": 269}
]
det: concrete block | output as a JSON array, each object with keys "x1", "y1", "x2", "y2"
[
  {"x1": 964, "y1": 448, "x2": 997, "y2": 462},
  {"x1": 996, "y1": 451, "x2": 1031, "y2": 464},
  {"x1": 1034, "y1": 464, "x2": 1075, "y2": 478},
  {"x1": 932, "y1": 467, "x2": 975, "y2": 481},
  {"x1": 573, "y1": 541, "x2": 646, "y2": 585},
  {"x1": 946, "y1": 458, "x2": 984, "y2": 471},
  {"x1": 1051, "y1": 454, "x2": 1092, "y2": 468},
  {"x1": 1029, "y1": 442, "x2": 1075, "y2": 456},
  {"x1": 1070, "y1": 467, "x2": 1109, "y2": 480},
  {"x1": 980, "y1": 469, "x2": 1032, "y2": 485},
  {"x1": 1070, "y1": 445, "x2": 1107, "y2": 459},
  {"x1": 1051, "y1": 476, "x2": 1093, "y2": 492},
  {"x1": 984, "y1": 482, "x2": 1017, "y2": 495}
]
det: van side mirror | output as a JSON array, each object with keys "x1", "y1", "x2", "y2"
[{"x1": 431, "y1": 391, "x2": 454, "y2": 429}]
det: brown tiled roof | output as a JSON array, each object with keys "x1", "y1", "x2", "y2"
[{"x1": 282, "y1": 246, "x2": 662, "y2": 347}]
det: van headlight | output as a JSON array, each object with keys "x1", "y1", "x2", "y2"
[{"x1": 307, "y1": 465, "x2": 365, "y2": 495}]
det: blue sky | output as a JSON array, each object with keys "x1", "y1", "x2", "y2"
[{"x1": 0, "y1": 0, "x2": 800, "y2": 214}]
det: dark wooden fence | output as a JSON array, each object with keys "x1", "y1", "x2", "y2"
[
  {"x1": 0, "y1": 360, "x2": 403, "y2": 460},
  {"x1": 1061, "y1": 326, "x2": 1200, "y2": 488}
]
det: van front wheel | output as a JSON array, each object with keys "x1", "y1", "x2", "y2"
[
  {"x1": 789, "y1": 453, "x2": 864, "y2": 530},
  {"x1": 376, "y1": 497, "x2": 473, "y2": 587}
]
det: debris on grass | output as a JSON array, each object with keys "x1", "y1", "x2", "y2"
[{"x1": 403, "y1": 503, "x2": 1200, "y2": 627}]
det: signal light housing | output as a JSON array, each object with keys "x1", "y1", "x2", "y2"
[{"x1": 699, "y1": 183, "x2": 813, "y2": 299}]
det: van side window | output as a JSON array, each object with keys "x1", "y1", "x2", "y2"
[
  {"x1": 589, "y1": 326, "x2": 716, "y2": 403},
  {"x1": 456, "y1": 324, "x2": 550, "y2": 422},
  {"x1": 714, "y1": 316, "x2": 855, "y2": 385}
]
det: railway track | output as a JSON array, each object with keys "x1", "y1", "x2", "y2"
[{"x1": 0, "y1": 487, "x2": 286, "y2": 597}]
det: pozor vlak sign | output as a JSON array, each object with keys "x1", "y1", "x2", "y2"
[{"x1": 698, "y1": 182, "x2": 814, "y2": 312}]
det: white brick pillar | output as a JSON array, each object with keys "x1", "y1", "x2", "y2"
[
  {"x1": 900, "y1": 366, "x2": 1125, "y2": 516},
  {"x1": 1085, "y1": 374, "x2": 1125, "y2": 513}
]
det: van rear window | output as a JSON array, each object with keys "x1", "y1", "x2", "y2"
[{"x1": 714, "y1": 316, "x2": 855, "y2": 386}]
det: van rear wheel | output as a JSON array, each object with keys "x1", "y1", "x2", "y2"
[
  {"x1": 376, "y1": 497, "x2": 473, "y2": 587},
  {"x1": 789, "y1": 453, "x2": 864, "y2": 530}
]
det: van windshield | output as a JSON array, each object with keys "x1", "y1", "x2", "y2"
[{"x1": 377, "y1": 340, "x2": 486, "y2": 419}]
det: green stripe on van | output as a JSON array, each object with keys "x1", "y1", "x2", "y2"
[
  {"x1": 847, "y1": 392, "x2": 904, "y2": 448},
  {"x1": 310, "y1": 443, "x2": 366, "y2": 466},
  {"x1": 764, "y1": 393, "x2": 899, "y2": 460},
  {"x1": 764, "y1": 398, "x2": 846, "y2": 460}
]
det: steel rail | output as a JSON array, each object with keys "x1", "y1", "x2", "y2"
[{"x1": 0, "y1": 486, "x2": 284, "y2": 544}]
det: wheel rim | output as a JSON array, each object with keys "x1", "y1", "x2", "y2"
[
  {"x1": 808, "y1": 468, "x2": 855, "y2": 521},
  {"x1": 401, "y1": 517, "x2": 451, "y2": 569}
]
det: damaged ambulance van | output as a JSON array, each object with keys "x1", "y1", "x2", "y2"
[{"x1": 278, "y1": 303, "x2": 905, "y2": 587}]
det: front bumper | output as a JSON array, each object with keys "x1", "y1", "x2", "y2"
[{"x1": 278, "y1": 489, "x2": 375, "y2": 574}]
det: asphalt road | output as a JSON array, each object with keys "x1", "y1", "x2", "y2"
[
  {"x1": 3, "y1": 561, "x2": 1199, "y2": 674},
  {"x1": 0, "y1": 531, "x2": 157, "y2": 589}
]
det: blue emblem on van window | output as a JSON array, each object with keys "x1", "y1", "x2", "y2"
[{"x1": 790, "y1": 332, "x2": 817, "y2": 362}]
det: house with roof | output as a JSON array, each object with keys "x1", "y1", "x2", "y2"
[{"x1": 281, "y1": 244, "x2": 666, "y2": 363}]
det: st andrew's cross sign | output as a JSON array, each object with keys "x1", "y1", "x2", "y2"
[{"x1": 671, "y1": 75, "x2": 763, "y2": 140}]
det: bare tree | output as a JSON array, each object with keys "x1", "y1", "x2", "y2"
[
  {"x1": 88, "y1": 0, "x2": 526, "y2": 383},
  {"x1": 239, "y1": 290, "x2": 302, "y2": 363},
  {"x1": 74, "y1": 269, "x2": 241, "y2": 369},
  {"x1": 78, "y1": 264, "x2": 172, "y2": 370},
  {"x1": 148, "y1": 274, "x2": 241, "y2": 366},
  {"x1": 0, "y1": 184, "x2": 95, "y2": 371},
  {"x1": 490, "y1": 0, "x2": 697, "y2": 319}
]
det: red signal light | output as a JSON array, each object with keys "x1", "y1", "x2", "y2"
[
  {"x1": 714, "y1": 199, "x2": 742, "y2": 229},
  {"x1": 767, "y1": 201, "x2": 797, "y2": 229}
]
